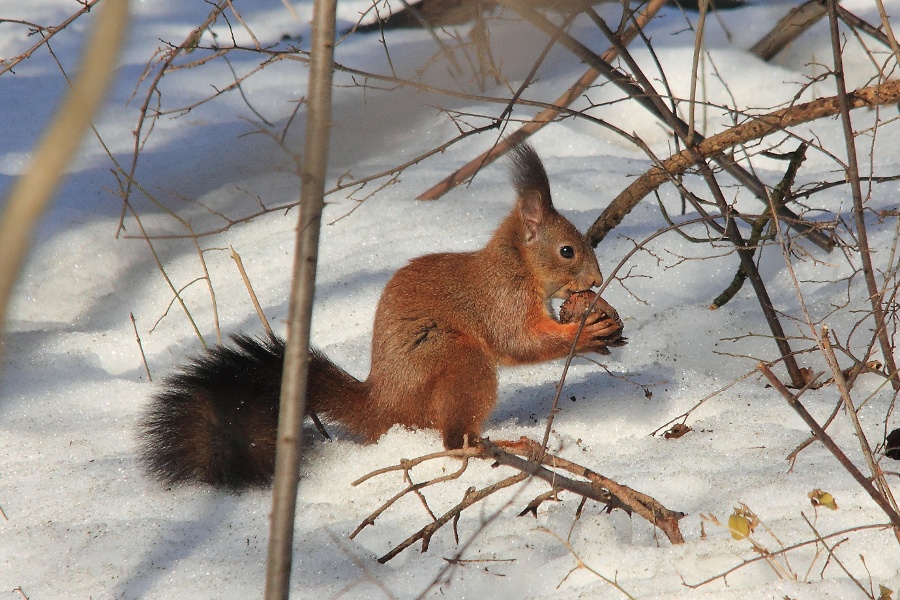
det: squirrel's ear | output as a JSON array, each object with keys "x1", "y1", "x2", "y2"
[
  {"x1": 508, "y1": 142, "x2": 554, "y2": 244},
  {"x1": 518, "y1": 191, "x2": 544, "y2": 244}
]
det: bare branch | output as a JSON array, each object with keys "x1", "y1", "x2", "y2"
[
  {"x1": 586, "y1": 78, "x2": 900, "y2": 246},
  {"x1": 352, "y1": 435, "x2": 685, "y2": 563},
  {"x1": 417, "y1": 0, "x2": 669, "y2": 200},
  {"x1": 758, "y1": 363, "x2": 900, "y2": 538}
]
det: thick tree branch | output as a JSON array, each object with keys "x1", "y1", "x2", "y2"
[{"x1": 586, "y1": 78, "x2": 900, "y2": 246}]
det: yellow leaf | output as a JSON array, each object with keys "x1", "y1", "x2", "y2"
[
  {"x1": 728, "y1": 513, "x2": 751, "y2": 540},
  {"x1": 809, "y1": 489, "x2": 839, "y2": 510}
]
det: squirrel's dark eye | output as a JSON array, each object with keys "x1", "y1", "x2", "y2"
[{"x1": 559, "y1": 245, "x2": 575, "y2": 259}]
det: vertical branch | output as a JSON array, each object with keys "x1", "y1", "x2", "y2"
[
  {"x1": 691, "y1": 149, "x2": 806, "y2": 388},
  {"x1": 687, "y1": 0, "x2": 709, "y2": 145},
  {"x1": 263, "y1": 0, "x2": 337, "y2": 595},
  {"x1": 819, "y1": 328, "x2": 899, "y2": 514},
  {"x1": 826, "y1": 0, "x2": 900, "y2": 391},
  {"x1": 0, "y1": 0, "x2": 128, "y2": 367}
]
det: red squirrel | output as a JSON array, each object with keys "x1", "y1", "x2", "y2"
[{"x1": 139, "y1": 143, "x2": 625, "y2": 489}]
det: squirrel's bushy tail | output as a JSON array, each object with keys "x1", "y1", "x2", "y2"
[{"x1": 138, "y1": 335, "x2": 365, "y2": 490}]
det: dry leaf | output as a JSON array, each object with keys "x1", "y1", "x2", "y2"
[
  {"x1": 728, "y1": 513, "x2": 752, "y2": 540},
  {"x1": 663, "y1": 423, "x2": 692, "y2": 439},
  {"x1": 808, "y1": 488, "x2": 838, "y2": 510},
  {"x1": 727, "y1": 505, "x2": 758, "y2": 540}
]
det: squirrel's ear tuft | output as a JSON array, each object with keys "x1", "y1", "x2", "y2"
[
  {"x1": 508, "y1": 142, "x2": 556, "y2": 244},
  {"x1": 508, "y1": 141, "x2": 553, "y2": 212}
]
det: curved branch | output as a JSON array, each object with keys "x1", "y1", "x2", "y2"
[{"x1": 586, "y1": 78, "x2": 900, "y2": 246}]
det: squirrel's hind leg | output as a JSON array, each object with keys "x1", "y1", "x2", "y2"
[{"x1": 430, "y1": 339, "x2": 498, "y2": 449}]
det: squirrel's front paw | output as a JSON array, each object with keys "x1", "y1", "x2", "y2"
[
  {"x1": 585, "y1": 317, "x2": 627, "y2": 354},
  {"x1": 559, "y1": 291, "x2": 626, "y2": 353}
]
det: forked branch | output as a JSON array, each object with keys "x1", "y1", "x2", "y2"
[{"x1": 351, "y1": 436, "x2": 685, "y2": 563}]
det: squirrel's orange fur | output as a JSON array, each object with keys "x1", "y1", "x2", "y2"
[{"x1": 139, "y1": 143, "x2": 624, "y2": 489}]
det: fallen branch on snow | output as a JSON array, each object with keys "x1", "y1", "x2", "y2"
[{"x1": 350, "y1": 436, "x2": 685, "y2": 563}]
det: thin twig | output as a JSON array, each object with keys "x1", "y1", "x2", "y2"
[
  {"x1": 801, "y1": 512, "x2": 871, "y2": 596},
  {"x1": 119, "y1": 1, "x2": 230, "y2": 236},
  {"x1": 819, "y1": 327, "x2": 900, "y2": 516},
  {"x1": 377, "y1": 473, "x2": 529, "y2": 563},
  {"x1": 687, "y1": 0, "x2": 709, "y2": 145},
  {"x1": 130, "y1": 313, "x2": 152, "y2": 382},
  {"x1": 685, "y1": 522, "x2": 891, "y2": 588},
  {"x1": 649, "y1": 367, "x2": 757, "y2": 436},
  {"x1": 870, "y1": 0, "x2": 900, "y2": 66},
  {"x1": 350, "y1": 458, "x2": 470, "y2": 539},
  {"x1": 230, "y1": 245, "x2": 274, "y2": 339},
  {"x1": 539, "y1": 526, "x2": 637, "y2": 598},
  {"x1": 0, "y1": 0, "x2": 104, "y2": 77}
]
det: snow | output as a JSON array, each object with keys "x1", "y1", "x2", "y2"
[{"x1": 2, "y1": 0, "x2": 900, "y2": 598}]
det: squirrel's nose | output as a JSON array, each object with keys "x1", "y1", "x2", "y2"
[{"x1": 574, "y1": 273, "x2": 602, "y2": 292}]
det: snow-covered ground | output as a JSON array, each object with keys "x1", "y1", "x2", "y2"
[{"x1": 2, "y1": 0, "x2": 900, "y2": 597}]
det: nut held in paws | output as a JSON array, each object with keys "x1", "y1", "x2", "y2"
[{"x1": 558, "y1": 290, "x2": 620, "y2": 325}]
